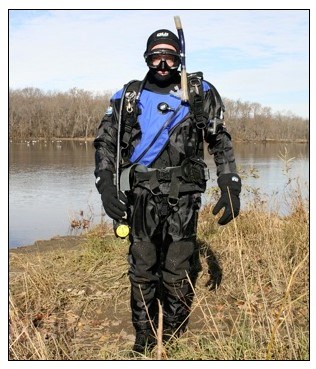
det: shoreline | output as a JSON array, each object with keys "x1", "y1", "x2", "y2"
[
  {"x1": 9, "y1": 234, "x2": 88, "y2": 254},
  {"x1": 9, "y1": 137, "x2": 309, "y2": 144}
]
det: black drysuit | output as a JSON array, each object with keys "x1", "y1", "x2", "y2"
[{"x1": 94, "y1": 72, "x2": 238, "y2": 336}]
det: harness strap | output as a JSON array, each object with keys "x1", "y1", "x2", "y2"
[
  {"x1": 188, "y1": 73, "x2": 208, "y2": 129},
  {"x1": 120, "y1": 73, "x2": 225, "y2": 159},
  {"x1": 120, "y1": 82, "x2": 143, "y2": 150},
  {"x1": 148, "y1": 172, "x2": 161, "y2": 195},
  {"x1": 168, "y1": 171, "x2": 181, "y2": 206},
  {"x1": 193, "y1": 93, "x2": 206, "y2": 128},
  {"x1": 121, "y1": 112, "x2": 136, "y2": 149},
  {"x1": 131, "y1": 158, "x2": 209, "y2": 205}
]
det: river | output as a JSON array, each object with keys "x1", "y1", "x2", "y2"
[{"x1": 9, "y1": 140, "x2": 309, "y2": 248}]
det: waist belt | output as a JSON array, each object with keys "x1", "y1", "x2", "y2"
[{"x1": 131, "y1": 157, "x2": 210, "y2": 206}]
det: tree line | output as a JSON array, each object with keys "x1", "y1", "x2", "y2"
[{"x1": 9, "y1": 87, "x2": 308, "y2": 142}]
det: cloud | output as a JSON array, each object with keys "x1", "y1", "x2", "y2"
[
  {"x1": 217, "y1": 57, "x2": 308, "y2": 97},
  {"x1": 9, "y1": 9, "x2": 309, "y2": 118}
]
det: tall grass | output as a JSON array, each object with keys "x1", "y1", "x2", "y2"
[{"x1": 9, "y1": 179, "x2": 309, "y2": 360}]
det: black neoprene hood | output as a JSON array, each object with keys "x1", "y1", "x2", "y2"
[{"x1": 145, "y1": 29, "x2": 180, "y2": 53}]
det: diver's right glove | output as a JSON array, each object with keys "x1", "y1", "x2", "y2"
[
  {"x1": 213, "y1": 173, "x2": 241, "y2": 225},
  {"x1": 95, "y1": 170, "x2": 128, "y2": 222}
]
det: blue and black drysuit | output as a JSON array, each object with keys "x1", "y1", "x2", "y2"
[{"x1": 94, "y1": 71, "x2": 240, "y2": 340}]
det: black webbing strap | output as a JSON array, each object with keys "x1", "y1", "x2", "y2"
[
  {"x1": 168, "y1": 170, "x2": 181, "y2": 206},
  {"x1": 121, "y1": 112, "x2": 136, "y2": 149},
  {"x1": 120, "y1": 81, "x2": 143, "y2": 149},
  {"x1": 188, "y1": 72, "x2": 207, "y2": 129},
  {"x1": 132, "y1": 163, "x2": 208, "y2": 205}
]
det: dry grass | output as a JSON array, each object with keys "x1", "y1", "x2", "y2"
[{"x1": 9, "y1": 186, "x2": 309, "y2": 360}]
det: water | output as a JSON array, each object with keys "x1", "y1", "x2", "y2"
[{"x1": 9, "y1": 140, "x2": 309, "y2": 248}]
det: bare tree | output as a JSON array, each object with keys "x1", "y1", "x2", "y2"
[{"x1": 9, "y1": 89, "x2": 308, "y2": 142}]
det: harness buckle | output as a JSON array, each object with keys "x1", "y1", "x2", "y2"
[
  {"x1": 204, "y1": 168, "x2": 210, "y2": 180},
  {"x1": 149, "y1": 171, "x2": 162, "y2": 195},
  {"x1": 125, "y1": 91, "x2": 136, "y2": 113},
  {"x1": 157, "y1": 169, "x2": 171, "y2": 182},
  {"x1": 168, "y1": 196, "x2": 179, "y2": 207},
  {"x1": 189, "y1": 76, "x2": 202, "y2": 90}
]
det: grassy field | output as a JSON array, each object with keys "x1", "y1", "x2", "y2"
[{"x1": 9, "y1": 179, "x2": 309, "y2": 361}]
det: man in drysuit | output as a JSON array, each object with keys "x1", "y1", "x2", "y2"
[{"x1": 94, "y1": 28, "x2": 241, "y2": 354}]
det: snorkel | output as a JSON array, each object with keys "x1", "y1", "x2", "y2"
[{"x1": 174, "y1": 16, "x2": 189, "y2": 103}]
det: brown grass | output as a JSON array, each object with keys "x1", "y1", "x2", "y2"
[{"x1": 9, "y1": 189, "x2": 309, "y2": 360}]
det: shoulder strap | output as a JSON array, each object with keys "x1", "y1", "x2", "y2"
[
  {"x1": 187, "y1": 72, "x2": 208, "y2": 128},
  {"x1": 187, "y1": 72, "x2": 225, "y2": 128},
  {"x1": 121, "y1": 80, "x2": 143, "y2": 149}
]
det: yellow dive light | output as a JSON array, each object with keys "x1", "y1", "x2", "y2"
[{"x1": 114, "y1": 221, "x2": 130, "y2": 239}]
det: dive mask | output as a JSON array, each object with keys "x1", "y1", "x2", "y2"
[{"x1": 144, "y1": 48, "x2": 180, "y2": 70}]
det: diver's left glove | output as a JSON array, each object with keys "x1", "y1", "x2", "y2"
[
  {"x1": 95, "y1": 170, "x2": 128, "y2": 222},
  {"x1": 213, "y1": 173, "x2": 241, "y2": 225}
]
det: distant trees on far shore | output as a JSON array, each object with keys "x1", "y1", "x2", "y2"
[{"x1": 9, "y1": 87, "x2": 308, "y2": 142}]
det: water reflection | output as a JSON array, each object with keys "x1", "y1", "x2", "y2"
[{"x1": 9, "y1": 140, "x2": 309, "y2": 248}]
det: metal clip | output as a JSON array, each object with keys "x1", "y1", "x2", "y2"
[
  {"x1": 204, "y1": 168, "x2": 210, "y2": 180},
  {"x1": 189, "y1": 77, "x2": 201, "y2": 95},
  {"x1": 125, "y1": 91, "x2": 136, "y2": 113}
]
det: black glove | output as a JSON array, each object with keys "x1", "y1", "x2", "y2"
[
  {"x1": 213, "y1": 173, "x2": 241, "y2": 225},
  {"x1": 95, "y1": 170, "x2": 128, "y2": 222}
]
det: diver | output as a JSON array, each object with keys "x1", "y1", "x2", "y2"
[{"x1": 94, "y1": 26, "x2": 241, "y2": 354}]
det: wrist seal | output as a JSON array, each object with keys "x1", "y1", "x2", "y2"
[
  {"x1": 95, "y1": 170, "x2": 114, "y2": 194},
  {"x1": 218, "y1": 173, "x2": 241, "y2": 194}
]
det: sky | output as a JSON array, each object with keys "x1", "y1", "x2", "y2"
[{"x1": 7, "y1": 8, "x2": 309, "y2": 119}]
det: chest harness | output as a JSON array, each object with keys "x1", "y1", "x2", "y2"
[{"x1": 117, "y1": 72, "x2": 225, "y2": 208}]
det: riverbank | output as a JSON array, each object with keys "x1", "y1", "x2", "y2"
[
  {"x1": 9, "y1": 197, "x2": 309, "y2": 360},
  {"x1": 10, "y1": 235, "x2": 86, "y2": 254},
  {"x1": 9, "y1": 137, "x2": 309, "y2": 143}
]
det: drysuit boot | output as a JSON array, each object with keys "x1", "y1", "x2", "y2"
[{"x1": 132, "y1": 329, "x2": 156, "y2": 354}]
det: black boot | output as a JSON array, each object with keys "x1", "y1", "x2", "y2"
[{"x1": 132, "y1": 329, "x2": 156, "y2": 354}]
